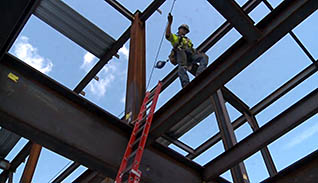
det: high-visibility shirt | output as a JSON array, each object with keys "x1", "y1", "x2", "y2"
[{"x1": 167, "y1": 33, "x2": 193, "y2": 49}]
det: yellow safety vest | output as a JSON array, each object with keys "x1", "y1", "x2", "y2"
[{"x1": 167, "y1": 33, "x2": 193, "y2": 49}]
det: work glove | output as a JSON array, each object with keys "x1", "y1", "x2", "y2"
[{"x1": 168, "y1": 13, "x2": 173, "y2": 24}]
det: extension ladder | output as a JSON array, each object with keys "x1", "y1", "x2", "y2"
[{"x1": 115, "y1": 81, "x2": 162, "y2": 183}]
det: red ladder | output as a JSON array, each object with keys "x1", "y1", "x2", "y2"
[{"x1": 115, "y1": 81, "x2": 162, "y2": 183}]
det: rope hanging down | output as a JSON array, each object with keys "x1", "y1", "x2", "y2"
[
  {"x1": 146, "y1": 0, "x2": 177, "y2": 90},
  {"x1": 118, "y1": 0, "x2": 177, "y2": 118}
]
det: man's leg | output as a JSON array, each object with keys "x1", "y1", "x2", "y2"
[
  {"x1": 192, "y1": 52, "x2": 208, "y2": 76},
  {"x1": 176, "y1": 50, "x2": 190, "y2": 88}
]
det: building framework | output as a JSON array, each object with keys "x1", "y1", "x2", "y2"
[{"x1": 0, "y1": 0, "x2": 317, "y2": 182}]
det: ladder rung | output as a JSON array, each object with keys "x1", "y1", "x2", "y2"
[
  {"x1": 146, "y1": 95, "x2": 154, "y2": 104},
  {"x1": 128, "y1": 149, "x2": 138, "y2": 160},
  {"x1": 136, "y1": 126, "x2": 145, "y2": 137},
  {"x1": 132, "y1": 136, "x2": 142, "y2": 148},
  {"x1": 122, "y1": 164, "x2": 133, "y2": 177}
]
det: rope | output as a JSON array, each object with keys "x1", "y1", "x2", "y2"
[
  {"x1": 146, "y1": 0, "x2": 177, "y2": 90},
  {"x1": 118, "y1": 0, "x2": 177, "y2": 118}
]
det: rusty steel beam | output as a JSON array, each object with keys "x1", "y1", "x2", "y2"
[
  {"x1": 74, "y1": 0, "x2": 166, "y2": 94},
  {"x1": 0, "y1": 53, "x2": 202, "y2": 183},
  {"x1": 20, "y1": 143, "x2": 42, "y2": 183},
  {"x1": 104, "y1": 0, "x2": 134, "y2": 21},
  {"x1": 0, "y1": 0, "x2": 39, "y2": 59},
  {"x1": 149, "y1": 0, "x2": 318, "y2": 145},
  {"x1": 186, "y1": 62, "x2": 317, "y2": 160},
  {"x1": 207, "y1": 0, "x2": 261, "y2": 42},
  {"x1": 154, "y1": 0, "x2": 263, "y2": 95},
  {"x1": 125, "y1": 12, "x2": 146, "y2": 121},
  {"x1": 261, "y1": 150, "x2": 318, "y2": 183},
  {"x1": 211, "y1": 90, "x2": 250, "y2": 183},
  {"x1": 203, "y1": 89, "x2": 318, "y2": 181}
]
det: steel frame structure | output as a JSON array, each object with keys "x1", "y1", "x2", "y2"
[{"x1": 0, "y1": 0, "x2": 317, "y2": 183}]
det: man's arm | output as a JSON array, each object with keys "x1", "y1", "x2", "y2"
[{"x1": 166, "y1": 13, "x2": 173, "y2": 39}]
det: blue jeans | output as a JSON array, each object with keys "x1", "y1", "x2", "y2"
[{"x1": 176, "y1": 49, "x2": 208, "y2": 88}]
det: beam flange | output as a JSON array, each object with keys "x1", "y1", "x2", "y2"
[
  {"x1": 0, "y1": 53, "x2": 202, "y2": 183},
  {"x1": 105, "y1": 0, "x2": 134, "y2": 21},
  {"x1": 203, "y1": 89, "x2": 318, "y2": 181}
]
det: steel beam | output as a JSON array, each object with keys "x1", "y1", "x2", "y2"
[
  {"x1": 0, "y1": 128, "x2": 20, "y2": 159},
  {"x1": 104, "y1": 0, "x2": 134, "y2": 21},
  {"x1": 244, "y1": 112, "x2": 277, "y2": 177},
  {"x1": 207, "y1": 0, "x2": 261, "y2": 42},
  {"x1": 155, "y1": 0, "x2": 263, "y2": 95},
  {"x1": 261, "y1": 150, "x2": 318, "y2": 183},
  {"x1": 52, "y1": 162, "x2": 80, "y2": 183},
  {"x1": 0, "y1": 53, "x2": 202, "y2": 183},
  {"x1": 221, "y1": 87, "x2": 250, "y2": 114},
  {"x1": 186, "y1": 63, "x2": 317, "y2": 160},
  {"x1": 74, "y1": 0, "x2": 166, "y2": 94},
  {"x1": 203, "y1": 89, "x2": 318, "y2": 181},
  {"x1": 0, "y1": 0, "x2": 39, "y2": 59},
  {"x1": 125, "y1": 12, "x2": 146, "y2": 121},
  {"x1": 149, "y1": 0, "x2": 318, "y2": 145},
  {"x1": 20, "y1": 143, "x2": 42, "y2": 183},
  {"x1": 73, "y1": 27, "x2": 130, "y2": 93},
  {"x1": 211, "y1": 90, "x2": 250, "y2": 183},
  {"x1": 0, "y1": 142, "x2": 32, "y2": 182},
  {"x1": 140, "y1": 0, "x2": 166, "y2": 21}
]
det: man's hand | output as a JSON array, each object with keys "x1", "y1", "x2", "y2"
[{"x1": 168, "y1": 13, "x2": 173, "y2": 24}]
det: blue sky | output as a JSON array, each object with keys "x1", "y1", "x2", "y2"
[{"x1": 1, "y1": 0, "x2": 317, "y2": 182}]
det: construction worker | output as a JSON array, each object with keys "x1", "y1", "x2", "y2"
[{"x1": 166, "y1": 13, "x2": 208, "y2": 88}]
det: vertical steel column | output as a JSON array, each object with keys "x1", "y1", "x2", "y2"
[
  {"x1": 244, "y1": 112, "x2": 278, "y2": 177},
  {"x1": 20, "y1": 143, "x2": 42, "y2": 183},
  {"x1": 125, "y1": 11, "x2": 146, "y2": 122},
  {"x1": 211, "y1": 89, "x2": 250, "y2": 183}
]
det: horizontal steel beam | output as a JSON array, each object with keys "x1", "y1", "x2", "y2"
[
  {"x1": 203, "y1": 89, "x2": 318, "y2": 180},
  {"x1": 34, "y1": 0, "x2": 116, "y2": 59},
  {"x1": 104, "y1": 0, "x2": 134, "y2": 21},
  {"x1": 149, "y1": 0, "x2": 318, "y2": 145},
  {"x1": 207, "y1": 0, "x2": 261, "y2": 42},
  {"x1": 0, "y1": 53, "x2": 202, "y2": 183},
  {"x1": 0, "y1": 0, "x2": 39, "y2": 59},
  {"x1": 261, "y1": 150, "x2": 318, "y2": 183}
]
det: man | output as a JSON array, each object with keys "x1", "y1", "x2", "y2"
[{"x1": 166, "y1": 13, "x2": 208, "y2": 88}]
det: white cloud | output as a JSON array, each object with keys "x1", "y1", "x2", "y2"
[
  {"x1": 119, "y1": 44, "x2": 129, "y2": 60},
  {"x1": 88, "y1": 74, "x2": 115, "y2": 98},
  {"x1": 81, "y1": 52, "x2": 96, "y2": 71},
  {"x1": 81, "y1": 52, "x2": 118, "y2": 98},
  {"x1": 285, "y1": 123, "x2": 318, "y2": 149},
  {"x1": 13, "y1": 36, "x2": 53, "y2": 74}
]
